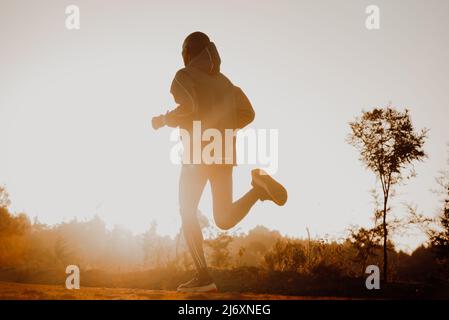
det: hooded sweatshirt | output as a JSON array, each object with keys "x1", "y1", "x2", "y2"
[{"x1": 165, "y1": 42, "x2": 255, "y2": 165}]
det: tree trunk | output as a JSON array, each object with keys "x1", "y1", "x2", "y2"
[{"x1": 382, "y1": 196, "x2": 388, "y2": 283}]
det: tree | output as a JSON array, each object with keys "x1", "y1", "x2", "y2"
[
  {"x1": 205, "y1": 233, "x2": 233, "y2": 268},
  {"x1": 237, "y1": 246, "x2": 246, "y2": 267},
  {"x1": 0, "y1": 206, "x2": 30, "y2": 267},
  {"x1": 429, "y1": 192, "x2": 449, "y2": 265},
  {"x1": 429, "y1": 148, "x2": 449, "y2": 272},
  {"x1": 349, "y1": 225, "x2": 382, "y2": 276},
  {"x1": 348, "y1": 107, "x2": 427, "y2": 282}
]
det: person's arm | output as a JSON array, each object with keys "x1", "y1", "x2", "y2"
[
  {"x1": 234, "y1": 86, "x2": 255, "y2": 129},
  {"x1": 152, "y1": 70, "x2": 196, "y2": 130}
]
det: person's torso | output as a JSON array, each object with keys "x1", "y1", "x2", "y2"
[{"x1": 181, "y1": 66, "x2": 238, "y2": 166}]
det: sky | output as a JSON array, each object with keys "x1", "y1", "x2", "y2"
[{"x1": 1, "y1": 0, "x2": 448, "y2": 252}]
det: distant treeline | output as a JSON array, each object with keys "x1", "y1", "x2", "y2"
[{"x1": 0, "y1": 197, "x2": 447, "y2": 287}]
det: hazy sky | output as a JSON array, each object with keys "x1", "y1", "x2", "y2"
[{"x1": 1, "y1": 0, "x2": 448, "y2": 252}]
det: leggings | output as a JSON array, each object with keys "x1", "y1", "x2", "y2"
[{"x1": 179, "y1": 164, "x2": 260, "y2": 273}]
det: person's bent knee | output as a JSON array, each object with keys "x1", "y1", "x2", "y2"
[
  {"x1": 214, "y1": 213, "x2": 234, "y2": 231},
  {"x1": 216, "y1": 221, "x2": 233, "y2": 231}
]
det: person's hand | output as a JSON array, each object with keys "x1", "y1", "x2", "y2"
[{"x1": 152, "y1": 115, "x2": 165, "y2": 130}]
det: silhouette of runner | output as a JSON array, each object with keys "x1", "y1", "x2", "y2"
[{"x1": 152, "y1": 32, "x2": 287, "y2": 292}]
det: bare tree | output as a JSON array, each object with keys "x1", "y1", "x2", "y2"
[{"x1": 348, "y1": 107, "x2": 427, "y2": 282}]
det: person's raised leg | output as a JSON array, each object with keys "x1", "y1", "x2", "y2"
[
  {"x1": 209, "y1": 166, "x2": 288, "y2": 230},
  {"x1": 209, "y1": 165, "x2": 259, "y2": 230}
]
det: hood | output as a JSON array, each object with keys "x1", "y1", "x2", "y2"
[{"x1": 188, "y1": 42, "x2": 221, "y2": 75}]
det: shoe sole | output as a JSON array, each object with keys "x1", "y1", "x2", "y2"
[
  {"x1": 252, "y1": 169, "x2": 288, "y2": 206},
  {"x1": 177, "y1": 282, "x2": 218, "y2": 293}
]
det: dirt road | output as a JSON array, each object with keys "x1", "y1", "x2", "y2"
[{"x1": 0, "y1": 281, "x2": 349, "y2": 300}]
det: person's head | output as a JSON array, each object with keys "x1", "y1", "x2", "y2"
[{"x1": 182, "y1": 32, "x2": 210, "y2": 66}]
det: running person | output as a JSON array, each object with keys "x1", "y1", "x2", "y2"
[{"x1": 152, "y1": 32, "x2": 287, "y2": 292}]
